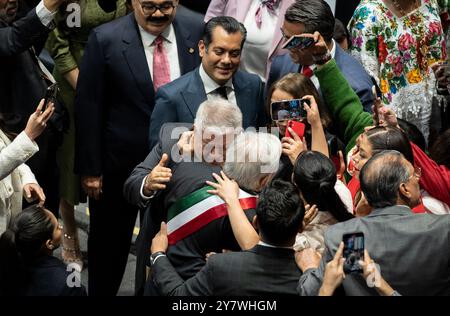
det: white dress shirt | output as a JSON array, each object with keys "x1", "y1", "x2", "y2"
[
  {"x1": 301, "y1": 39, "x2": 337, "y2": 90},
  {"x1": 241, "y1": 0, "x2": 280, "y2": 81},
  {"x1": 36, "y1": 0, "x2": 57, "y2": 27},
  {"x1": 199, "y1": 63, "x2": 237, "y2": 107},
  {"x1": 139, "y1": 24, "x2": 181, "y2": 82}
]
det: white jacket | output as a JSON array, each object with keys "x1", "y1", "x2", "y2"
[{"x1": 0, "y1": 130, "x2": 39, "y2": 233}]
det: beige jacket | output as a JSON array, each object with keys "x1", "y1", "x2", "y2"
[{"x1": 0, "y1": 130, "x2": 39, "y2": 233}]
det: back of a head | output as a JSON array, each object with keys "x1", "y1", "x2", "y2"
[
  {"x1": 365, "y1": 126, "x2": 414, "y2": 165},
  {"x1": 0, "y1": 205, "x2": 53, "y2": 296},
  {"x1": 285, "y1": 0, "x2": 335, "y2": 42},
  {"x1": 360, "y1": 151, "x2": 410, "y2": 209},
  {"x1": 293, "y1": 151, "x2": 353, "y2": 222},
  {"x1": 256, "y1": 179, "x2": 305, "y2": 246},
  {"x1": 223, "y1": 131, "x2": 281, "y2": 192},
  {"x1": 333, "y1": 18, "x2": 350, "y2": 44},
  {"x1": 194, "y1": 98, "x2": 243, "y2": 130},
  {"x1": 202, "y1": 16, "x2": 247, "y2": 48}
]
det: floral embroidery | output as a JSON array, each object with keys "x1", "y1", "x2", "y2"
[{"x1": 406, "y1": 68, "x2": 423, "y2": 83}]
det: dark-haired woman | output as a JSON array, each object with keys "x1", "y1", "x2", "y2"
[
  {"x1": 0, "y1": 204, "x2": 87, "y2": 296},
  {"x1": 307, "y1": 32, "x2": 450, "y2": 214},
  {"x1": 45, "y1": 0, "x2": 128, "y2": 268},
  {"x1": 292, "y1": 151, "x2": 354, "y2": 253}
]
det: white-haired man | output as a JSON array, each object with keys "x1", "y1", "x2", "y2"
[{"x1": 124, "y1": 97, "x2": 243, "y2": 295}]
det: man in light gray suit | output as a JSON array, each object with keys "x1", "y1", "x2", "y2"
[{"x1": 297, "y1": 150, "x2": 450, "y2": 296}]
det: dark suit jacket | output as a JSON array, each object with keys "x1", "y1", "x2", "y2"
[
  {"x1": 153, "y1": 245, "x2": 302, "y2": 295},
  {"x1": 0, "y1": 9, "x2": 51, "y2": 129},
  {"x1": 74, "y1": 9, "x2": 203, "y2": 178},
  {"x1": 266, "y1": 44, "x2": 375, "y2": 112},
  {"x1": 298, "y1": 206, "x2": 450, "y2": 296},
  {"x1": 24, "y1": 255, "x2": 87, "y2": 296},
  {"x1": 148, "y1": 67, "x2": 266, "y2": 148}
]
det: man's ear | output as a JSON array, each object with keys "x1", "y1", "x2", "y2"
[
  {"x1": 198, "y1": 40, "x2": 206, "y2": 58},
  {"x1": 45, "y1": 239, "x2": 54, "y2": 250},
  {"x1": 399, "y1": 182, "x2": 411, "y2": 200},
  {"x1": 252, "y1": 215, "x2": 258, "y2": 231}
]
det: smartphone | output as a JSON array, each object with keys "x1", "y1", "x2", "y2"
[
  {"x1": 282, "y1": 35, "x2": 316, "y2": 50},
  {"x1": 270, "y1": 98, "x2": 308, "y2": 121},
  {"x1": 285, "y1": 120, "x2": 306, "y2": 139},
  {"x1": 343, "y1": 232, "x2": 365, "y2": 274},
  {"x1": 43, "y1": 82, "x2": 58, "y2": 111}
]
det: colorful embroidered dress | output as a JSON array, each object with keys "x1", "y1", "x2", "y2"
[{"x1": 349, "y1": 0, "x2": 447, "y2": 139}]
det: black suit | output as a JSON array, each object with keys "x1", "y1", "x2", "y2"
[
  {"x1": 0, "y1": 9, "x2": 60, "y2": 212},
  {"x1": 153, "y1": 245, "x2": 302, "y2": 295},
  {"x1": 74, "y1": 10, "x2": 203, "y2": 296}
]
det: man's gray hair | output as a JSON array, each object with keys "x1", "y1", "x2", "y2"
[
  {"x1": 194, "y1": 98, "x2": 243, "y2": 130},
  {"x1": 223, "y1": 131, "x2": 282, "y2": 192}
]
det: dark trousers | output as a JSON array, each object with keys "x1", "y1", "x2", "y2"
[{"x1": 87, "y1": 174, "x2": 138, "y2": 296}]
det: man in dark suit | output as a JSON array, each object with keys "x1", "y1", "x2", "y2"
[
  {"x1": 298, "y1": 151, "x2": 450, "y2": 296},
  {"x1": 150, "y1": 179, "x2": 305, "y2": 295},
  {"x1": 267, "y1": 0, "x2": 374, "y2": 112},
  {"x1": 124, "y1": 98, "x2": 244, "y2": 295},
  {"x1": 0, "y1": 0, "x2": 66, "y2": 213},
  {"x1": 148, "y1": 16, "x2": 267, "y2": 149},
  {"x1": 74, "y1": 0, "x2": 204, "y2": 296}
]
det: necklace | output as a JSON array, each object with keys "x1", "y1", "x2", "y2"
[{"x1": 391, "y1": 0, "x2": 421, "y2": 17}]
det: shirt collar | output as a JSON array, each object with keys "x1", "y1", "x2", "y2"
[
  {"x1": 199, "y1": 63, "x2": 234, "y2": 94},
  {"x1": 138, "y1": 23, "x2": 175, "y2": 47},
  {"x1": 258, "y1": 240, "x2": 293, "y2": 249}
]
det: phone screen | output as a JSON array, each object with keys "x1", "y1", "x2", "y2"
[
  {"x1": 282, "y1": 36, "x2": 315, "y2": 50},
  {"x1": 343, "y1": 232, "x2": 364, "y2": 274},
  {"x1": 271, "y1": 99, "x2": 308, "y2": 121}
]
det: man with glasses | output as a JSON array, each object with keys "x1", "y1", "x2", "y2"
[
  {"x1": 266, "y1": 0, "x2": 374, "y2": 112},
  {"x1": 297, "y1": 150, "x2": 450, "y2": 296},
  {"x1": 74, "y1": 0, "x2": 204, "y2": 296}
]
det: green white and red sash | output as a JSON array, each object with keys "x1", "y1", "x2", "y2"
[{"x1": 167, "y1": 186, "x2": 258, "y2": 245}]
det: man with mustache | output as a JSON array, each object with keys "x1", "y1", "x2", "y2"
[
  {"x1": 74, "y1": 0, "x2": 204, "y2": 296},
  {"x1": 148, "y1": 16, "x2": 267, "y2": 149}
]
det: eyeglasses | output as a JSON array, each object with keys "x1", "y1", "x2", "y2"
[{"x1": 139, "y1": 1, "x2": 176, "y2": 15}]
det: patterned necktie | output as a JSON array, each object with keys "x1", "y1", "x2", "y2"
[
  {"x1": 214, "y1": 86, "x2": 228, "y2": 100},
  {"x1": 152, "y1": 35, "x2": 171, "y2": 92},
  {"x1": 301, "y1": 65, "x2": 314, "y2": 78},
  {"x1": 255, "y1": 0, "x2": 279, "y2": 28}
]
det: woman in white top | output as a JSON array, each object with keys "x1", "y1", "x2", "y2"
[{"x1": 0, "y1": 100, "x2": 54, "y2": 233}]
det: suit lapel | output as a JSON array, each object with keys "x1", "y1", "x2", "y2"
[
  {"x1": 122, "y1": 14, "x2": 154, "y2": 113},
  {"x1": 181, "y1": 68, "x2": 207, "y2": 118},
  {"x1": 233, "y1": 70, "x2": 252, "y2": 115},
  {"x1": 267, "y1": 0, "x2": 294, "y2": 60},
  {"x1": 173, "y1": 17, "x2": 198, "y2": 75}
]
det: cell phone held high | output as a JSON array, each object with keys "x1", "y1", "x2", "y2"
[
  {"x1": 342, "y1": 232, "x2": 365, "y2": 274},
  {"x1": 270, "y1": 98, "x2": 309, "y2": 121},
  {"x1": 282, "y1": 35, "x2": 316, "y2": 50},
  {"x1": 43, "y1": 82, "x2": 58, "y2": 110}
]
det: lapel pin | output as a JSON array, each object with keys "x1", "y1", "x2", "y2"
[{"x1": 188, "y1": 48, "x2": 195, "y2": 54}]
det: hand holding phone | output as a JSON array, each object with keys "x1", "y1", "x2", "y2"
[
  {"x1": 342, "y1": 232, "x2": 365, "y2": 274},
  {"x1": 285, "y1": 120, "x2": 306, "y2": 139},
  {"x1": 43, "y1": 82, "x2": 58, "y2": 111}
]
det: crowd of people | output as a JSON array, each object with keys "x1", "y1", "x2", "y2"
[{"x1": 0, "y1": 0, "x2": 449, "y2": 296}]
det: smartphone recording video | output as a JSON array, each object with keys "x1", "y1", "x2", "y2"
[
  {"x1": 343, "y1": 232, "x2": 365, "y2": 274},
  {"x1": 270, "y1": 99, "x2": 308, "y2": 121},
  {"x1": 282, "y1": 35, "x2": 316, "y2": 50},
  {"x1": 43, "y1": 82, "x2": 58, "y2": 111}
]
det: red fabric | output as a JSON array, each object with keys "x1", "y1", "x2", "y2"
[
  {"x1": 411, "y1": 142, "x2": 450, "y2": 206},
  {"x1": 301, "y1": 65, "x2": 314, "y2": 78},
  {"x1": 152, "y1": 35, "x2": 171, "y2": 92}
]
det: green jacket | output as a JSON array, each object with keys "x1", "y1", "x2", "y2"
[{"x1": 315, "y1": 59, "x2": 373, "y2": 155}]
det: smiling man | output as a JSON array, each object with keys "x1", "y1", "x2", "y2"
[
  {"x1": 74, "y1": 0, "x2": 204, "y2": 296},
  {"x1": 148, "y1": 16, "x2": 268, "y2": 149}
]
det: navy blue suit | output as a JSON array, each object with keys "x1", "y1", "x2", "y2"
[
  {"x1": 149, "y1": 67, "x2": 266, "y2": 148},
  {"x1": 74, "y1": 8, "x2": 203, "y2": 296},
  {"x1": 267, "y1": 45, "x2": 375, "y2": 112}
]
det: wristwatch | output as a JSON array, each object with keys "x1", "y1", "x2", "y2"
[{"x1": 150, "y1": 251, "x2": 166, "y2": 266}]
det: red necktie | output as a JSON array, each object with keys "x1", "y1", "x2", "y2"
[
  {"x1": 152, "y1": 35, "x2": 171, "y2": 92},
  {"x1": 301, "y1": 65, "x2": 314, "y2": 78}
]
